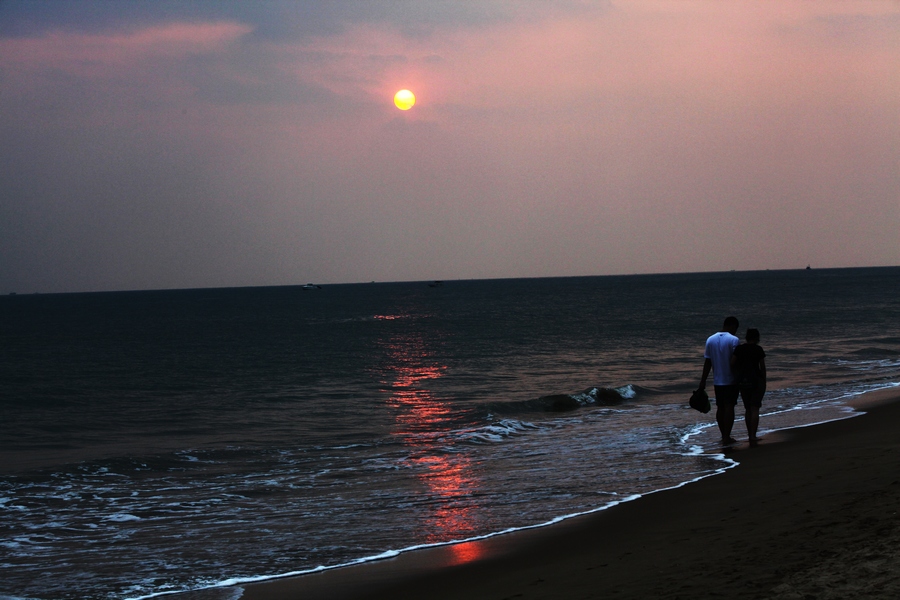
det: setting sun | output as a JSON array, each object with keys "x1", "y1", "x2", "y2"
[{"x1": 393, "y1": 89, "x2": 416, "y2": 110}]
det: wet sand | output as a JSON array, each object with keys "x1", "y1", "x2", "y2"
[{"x1": 223, "y1": 388, "x2": 900, "y2": 600}]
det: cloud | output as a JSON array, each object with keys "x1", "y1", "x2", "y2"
[
  {"x1": 0, "y1": 0, "x2": 605, "y2": 41},
  {"x1": 0, "y1": 21, "x2": 256, "y2": 126},
  {"x1": 0, "y1": 21, "x2": 252, "y2": 76}
]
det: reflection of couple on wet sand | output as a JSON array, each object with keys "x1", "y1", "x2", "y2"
[{"x1": 699, "y1": 316, "x2": 767, "y2": 445}]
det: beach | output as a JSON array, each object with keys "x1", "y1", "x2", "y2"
[{"x1": 228, "y1": 388, "x2": 900, "y2": 600}]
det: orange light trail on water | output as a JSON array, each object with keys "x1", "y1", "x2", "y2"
[{"x1": 380, "y1": 334, "x2": 482, "y2": 551}]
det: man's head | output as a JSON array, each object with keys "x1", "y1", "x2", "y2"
[{"x1": 723, "y1": 316, "x2": 739, "y2": 334}]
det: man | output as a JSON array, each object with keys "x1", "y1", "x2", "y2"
[{"x1": 699, "y1": 316, "x2": 740, "y2": 444}]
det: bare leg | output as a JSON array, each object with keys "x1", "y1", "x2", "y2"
[
  {"x1": 716, "y1": 402, "x2": 736, "y2": 443},
  {"x1": 746, "y1": 386, "x2": 764, "y2": 443},
  {"x1": 745, "y1": 405, "x2": 760, "y2": 441}
]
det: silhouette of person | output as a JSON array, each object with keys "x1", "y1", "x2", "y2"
[
  {"x1": 699, "y1": 316, "x2": 740, "y2": 443},
  {"x1": 732, "y1": 328, "x2": 767, "y2": 443}
]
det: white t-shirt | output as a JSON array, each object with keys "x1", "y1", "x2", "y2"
[{"x1": 704, "y1": 331, "x2": 740, "y2": 386}]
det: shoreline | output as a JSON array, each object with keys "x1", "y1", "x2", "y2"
[{"x1": 186, "y1": 386, "x2": 900, "y2": 600}]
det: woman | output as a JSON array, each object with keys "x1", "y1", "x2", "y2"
[{"x1": 732, "y1": 328, "x2": 767, "y2": 442}]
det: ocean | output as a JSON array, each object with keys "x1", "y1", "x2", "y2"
[{"x1": 2, "y1": 267, "x2": 899, "y2": 600}]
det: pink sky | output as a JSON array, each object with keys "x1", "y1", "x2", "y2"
[{"x1": 1, "y1": 1, "x2": 898, "y2": 292}]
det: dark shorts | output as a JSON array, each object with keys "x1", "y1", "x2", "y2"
[
  {"x1": 713, "y1": 385, "x2": 740, "y2": 407},
  {"x1": 739, "y1": 384, "x2": 766, "y2": 409}
]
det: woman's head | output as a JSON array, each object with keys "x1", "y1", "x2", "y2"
[{"x1": 746, "y1": 328, "x2": 760, "y2": 343}]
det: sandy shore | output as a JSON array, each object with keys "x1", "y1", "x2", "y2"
[{"x1": 209, "y1": 388, "x2": 900, "y2": 600}]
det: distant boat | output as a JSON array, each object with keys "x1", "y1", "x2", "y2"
[
  {"x1": 301, "y1": 283, "x2": 322, "y2": 290},
  {"x1": 427, "y1": 280, "x2": 444, "y2": 288},
  {"x1": 806, "y1": 264, "x2": 812, "y2": 270}
]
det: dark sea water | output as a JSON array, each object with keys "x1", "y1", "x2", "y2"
[{"x1": 2, "y1": 268, "x2": 899, "y2": 600}]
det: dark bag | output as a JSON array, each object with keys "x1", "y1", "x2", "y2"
[{"x1": 689, "y1": 388, "x2": 710, "y2": 413}]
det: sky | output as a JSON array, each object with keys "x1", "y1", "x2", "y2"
[{"x1": 1, "y1": 0, "x2": 898, "y2": 293}]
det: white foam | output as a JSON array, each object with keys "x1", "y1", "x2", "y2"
[
  {"x1": 616, "y1": 384, "x2": 637, "y2": 399},
  {"x1": 457, "y1": 419, "x2": 538, "y2": 443},
  {"x1": 106, "y1": 513, "x2": 141, "y2": 522},
  {"x1": 570, "y1": 392, "x2": 594, "y2": 405}
]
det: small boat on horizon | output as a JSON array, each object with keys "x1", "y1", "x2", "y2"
[{"x1": 301, "y1": 283, "x2": 322, "y2": 290}]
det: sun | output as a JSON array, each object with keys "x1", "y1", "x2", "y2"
[{"x1": 394, "y1": 89, "x2": 416, "y2": 110}]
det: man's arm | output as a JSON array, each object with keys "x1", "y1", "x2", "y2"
[{"x1": 699, "y1": 358, "x2": 712, "y2": 389}]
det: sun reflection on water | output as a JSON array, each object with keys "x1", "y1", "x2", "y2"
[{"x1": 380, "y1": 334, "x2": 482, "y2": 550}]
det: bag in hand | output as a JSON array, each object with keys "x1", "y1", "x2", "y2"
[{"x1": 689, "y1": 388, "x2": 710, "y2": 413}]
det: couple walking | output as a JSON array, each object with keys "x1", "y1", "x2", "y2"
[{"x1": 699, "y1": 316, "x2": 767, "y2": 444}]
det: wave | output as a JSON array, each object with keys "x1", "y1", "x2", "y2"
[
  {"x1": 456, "y1": 419, "x2": 540, "y2": 444},
  {"x1": 847, "y1": 347, "x2": 900, "y2": 357},
  {"x1": 401, "y1": 386, "x2": 639, "y2": 447},
  {"x1": 487, "y1": 384, "x2": 637, "y2": 415}
]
